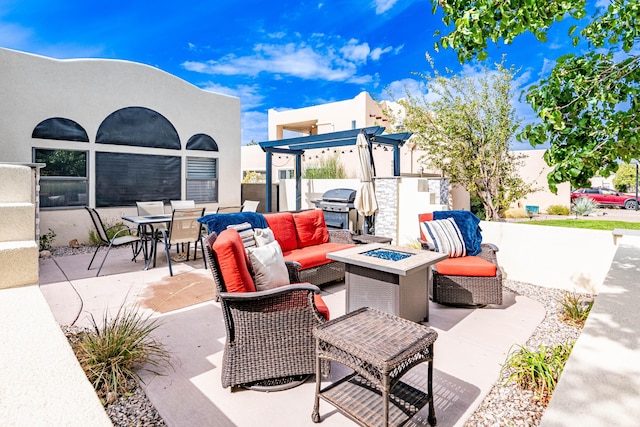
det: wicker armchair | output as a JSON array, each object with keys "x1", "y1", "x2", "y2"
[
  {"x1": 427, "y1": 243, "x2": 503, "y2": 306},
  {"x1": 419, "y1": 212, "x2": 503, "y2": 306},
  {"x1": 203, "y1": 232, "x2": 328, "y2": 390}
]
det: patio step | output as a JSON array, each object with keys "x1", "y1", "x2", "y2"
[
  {"x1": 0, "y1": 240, "x2": 39, "y2": 289},
  {"x1": 0, "y1": 202, "x2": 35, "y2": 243}
]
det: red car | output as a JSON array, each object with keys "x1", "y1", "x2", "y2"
[{"x1": 570, "y1": 187, "x2": 639, "y2": 210}]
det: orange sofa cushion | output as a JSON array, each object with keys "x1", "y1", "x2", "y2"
[
  {"x1": 211, "y1": 229, "x2": 256, "y2": 293},
  {"x1": 264, "y1": 212, "x2": 298, "y2": 252},
  {"x1": 314, "y1": 294, "x2": 330, "y2": 320},
  {"x1": 282, "y1": 242, "x2": 355, "y2": 270},
  {"x1": 435, "y1": 255, "x2": 497, "y2": 277},
  {"x1": 293, "y1": 209, "x2": 330, "y2": 248}
]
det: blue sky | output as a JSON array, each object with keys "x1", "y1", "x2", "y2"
[{"x1": 0, "y1": 0, "x2": 595, "y2": 148}]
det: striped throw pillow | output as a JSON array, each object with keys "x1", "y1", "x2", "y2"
[
  {"x1": 420, "y1": 218, "x2": 467, "y2": 258},
  {"x1": 226, "y1": 222, "x2": 256, "y2": 249}
]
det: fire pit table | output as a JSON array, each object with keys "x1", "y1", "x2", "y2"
[{"x1": 326, "y1": 243, "x2": 447, "y2": 322}]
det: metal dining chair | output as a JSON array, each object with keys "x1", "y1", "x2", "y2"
[
  {"x1": 85, "y1": 207, "x2": 143, "y2": 276},
  {"x1": 170, "y1": 200, "x2": 195, "y2": 210},
  {"x1": 241, "y1": 200, "x2": 260, "y2": 212},
  {"x1": 158, "y1": 207, "x2": 206, "y2": 276}
]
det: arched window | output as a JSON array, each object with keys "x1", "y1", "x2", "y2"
[
  {"x1": 96, "y1": 106, "x2": 180, "y2": 149},
  {"x1": 186, "y1": 133, "x2": 218, "y2": 151},
  {"x1": 32, "y1": 117, "x2": 89, "y2": 142}
]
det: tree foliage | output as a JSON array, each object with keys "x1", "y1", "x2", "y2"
[
  {"x1": 398, "y1": 60, "x2": 534, "y2": 221},
  {"x1": 433, "y1": 0, "x2": 640, "y2": 193},
  {"x1": 612, "y1": 163, "x2": 638, "y2": 192}
]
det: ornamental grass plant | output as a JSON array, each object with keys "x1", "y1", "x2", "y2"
[
  {"x1": 502, "y1": 342, "x2": 574, "y2": 403},
  {"x1": 559, "y1": 291, "x2": 594, "y2": 327},
  {"x1": 69, "y1": 305, "x2": 170, "y2": 405}
]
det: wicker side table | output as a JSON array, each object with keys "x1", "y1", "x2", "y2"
[{"x1": 312, "y1": 307, "x2": 438, "y2": 426}]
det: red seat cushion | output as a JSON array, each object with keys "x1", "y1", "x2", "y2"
[
  {"x1": 293, "y1": 210, "x2": 330, "y2": 248},
  {"x1": 265, "y1": 212, "x2": 298, "y2": 252},
  {"x1": 435, "y1": 255, "x2": 497, "y2": 277},
  {"x1": 282, "y1": 242, "x2": 356, "y2": 269},
  {"x1": 211, "y1": 229, "x2": 256, "y2": 292},
  {"x1": 314, "y1": 294, "x2": 330, "y2": 320}
]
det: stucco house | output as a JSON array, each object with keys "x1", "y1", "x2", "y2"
[{"x1": 0, "y1": 47, "x2": 240, "y2": 245}]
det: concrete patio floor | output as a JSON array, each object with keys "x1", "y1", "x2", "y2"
[{"x1": 39, "y1": 246, "x2": 545, "y2": 427}]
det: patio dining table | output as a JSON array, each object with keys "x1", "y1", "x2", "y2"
[{"x1": 122, "y1": 214, "x2": 173, "y2": 270}]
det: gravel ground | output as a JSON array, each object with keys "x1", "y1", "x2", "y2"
[
  {"x1": 464, "y1": 281, "x2": 588, "y2": 427},
  {"x1": 51, "y1": 246, "x2": 586, "y2": 427}
]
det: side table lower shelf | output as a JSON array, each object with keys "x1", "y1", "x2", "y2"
[{"x1": 314, "y1": 372, "x2": 432, "y2": 427}]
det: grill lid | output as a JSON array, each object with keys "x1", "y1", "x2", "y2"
[{"x1": 321, "y1": 188, "x2": 356, "y2": 203}]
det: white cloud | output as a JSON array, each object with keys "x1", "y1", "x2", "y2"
[
  {"x1": 340, "y1": 39, "x2": 370, "y2": 63},
  {"x1": 370, "y1": 46, "x2": 393, "y2": 61},
  {"x1": 241, "y1": 110, "x2": 268, "y2": 145},
  {"x1": 374, "y1": 0, "x2": 399, "y2": 14},
  {"x1": 183, "y1": 36, "x2": 394, "y2": 85},
  {"x1": 200, "y1": 82, "x2": 265, "y2": 110},
  {"x1": 382, "y1": 78, "x2": 428, "y2": 100}
]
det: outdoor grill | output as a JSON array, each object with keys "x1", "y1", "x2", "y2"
[{"x1": 311, "y1": 188, "x2": 359, "y2": 231}]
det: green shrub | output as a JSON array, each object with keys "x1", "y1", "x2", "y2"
[
  {"x1": 502, "y1": 342, "x2": 574, "y2": 403},
  {"x1": 89, "y1": 219, "x2": 127, "y2": 246},
  {"x1": 70, "y1": 305, "x2": 169, "y2": 405},
  {"x1": 560, "y1": 291, "x2": 594, "y2": 327},
  {"x1": 39, "y1": 228, "x2": 56, "y2": 250},
  {"x1": 546, "y1": 205, "x2": 570, "y2": 216}
]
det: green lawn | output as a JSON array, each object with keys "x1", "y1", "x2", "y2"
[{"x1": 522, "y1": 219, "x2": 640, "y2": 231}]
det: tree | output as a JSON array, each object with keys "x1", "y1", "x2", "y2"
[
  {"x1": 612, "y1": 163, "x2": 637, "y2": 192},
  {"x1": 398, "y1": 60, "x2": 534, "y2": 221},
  {"x1": 432, "y1": 0, "x2": 640, "y2": 193}
]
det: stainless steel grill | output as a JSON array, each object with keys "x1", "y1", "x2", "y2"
[{"x1": 311, "y1": 188, "x2": 358, "y2": 230}]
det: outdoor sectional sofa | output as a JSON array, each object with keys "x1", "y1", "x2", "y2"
[{"x1": 199, "y1": 209, "x2": 356, "y2": 286}]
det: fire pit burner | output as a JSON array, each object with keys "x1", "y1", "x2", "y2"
[{"x1": 362, "y1": 249, "x2": 412, "y2": 262}]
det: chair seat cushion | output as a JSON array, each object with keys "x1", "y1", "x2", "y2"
[
  {"x1": 435, "y1": 255, "x2": 497, "y2": 277},
  {"x1": 282, "y1": 242, "x2": 355, "y2": 270},
  {"x1": 314, "y1": 294, "x2": 330, "y2": 321},
  {"x1": 211, "y1": 229, "x2": 256, "y2": 293}
]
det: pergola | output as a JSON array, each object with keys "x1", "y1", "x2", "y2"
[{"x1": 258, "y1": 126, "x2": 413, "y2": 212}]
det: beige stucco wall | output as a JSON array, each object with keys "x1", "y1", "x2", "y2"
[
  {"x1": 513, "y1": 149, "x2": 572, "y2": 212},
  {"x1": 0, "y1": 47, "x2": 241, "y2": 246}
]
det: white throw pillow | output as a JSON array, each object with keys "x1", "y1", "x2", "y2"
[
  {"x1": 420, "y1": 218, "x2": 467, "y2": 258},
  {"x1": 246, "y1": 241, "x2": 290, "y2": 291},
  {"x1": 254, "y1": 227, "x2": 275, "y2": 247},
  {"x1": 226, "y1": 222, "x2": 256, "y2": 248}
]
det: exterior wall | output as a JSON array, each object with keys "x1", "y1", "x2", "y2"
[
  {"x1": 0, "y1": 48, "x2": 241, "y2": 246},
  {"x1": 481, "y1": 221, "x2": 614, "y2": 293},
  {"x1": 268, "y1": 91, "x2": 390, "y2": 139},
  {"x1": 513, "y1": 149, "x2": 572, "y2": 212}
]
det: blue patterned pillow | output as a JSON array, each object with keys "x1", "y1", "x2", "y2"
[{"x1": 420, "y1": 218, "x2": 467, "y2": 258}]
